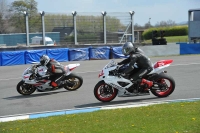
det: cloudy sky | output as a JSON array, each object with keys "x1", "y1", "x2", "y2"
[{"x1": 7, "y1": 0, "x2": 200, "y2": 25}]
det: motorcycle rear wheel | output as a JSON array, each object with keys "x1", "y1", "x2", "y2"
[
  {"x1": 150, "y1": 74, "x2": 175, "y2": 97},
  {"x1": 16, "y1": 80, "x2": 36, "y2": 95},
  {"x1": 64, "y1": 73, "x2": 83, "y2": 91},
  {"x1": 94, "y1": 80, "x2": 118, "y2": 102}
]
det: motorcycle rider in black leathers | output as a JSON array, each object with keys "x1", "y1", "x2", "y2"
[
  {"x1": 36, "y1": 55, "x2": 66, "y2": 88},
  {"x1": 118, "y1": 42, "x2": 153, "y2": 93}
]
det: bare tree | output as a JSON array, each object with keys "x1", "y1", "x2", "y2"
[
  {"x1": 0, "y1": 0, "x2": 10, "y2": 33},
  {"x1": 144, "y1": 22, "x2": 152, "y2": 29},
  {"x1": 166, "y1": 19, "x2": 176, "y2": 26},
  {"x1": 134, "y1": 23, "x2": 144, "y2": 30},
  {"x1": 155, "y1": 19, "x2": 176, "y2": 27}
]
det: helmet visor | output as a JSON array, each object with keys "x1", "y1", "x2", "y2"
[{"x1": 122, "y1": 47, "x2": 130, "y2": 56}]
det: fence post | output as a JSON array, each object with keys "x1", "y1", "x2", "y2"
[
  {"x1": 129, "y1": 11, "x2": 135, "y2": 43},
  {"x1": 188, "y1": 11, "x2": 191, "y2": 43},
  {"x1": 40, "y1": 11, "x2": 45, "y2": 46},
  {"x1": 72, "y1": 11, "x2": 77, "y2": 45},
  {"x1": 102, "y1": 11, "x2": 107, "y2": 44},
  {"x1": 24, "y1": 11, "x2": 29, "y2": 47}
]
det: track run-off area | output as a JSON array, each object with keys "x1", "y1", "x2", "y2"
[{"x1": 0, "y1": 54, "x2": 200, "y2": 121}]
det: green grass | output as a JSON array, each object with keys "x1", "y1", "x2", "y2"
[
  {"x1": 143, "y1": 35, "x2": 188, "y2": 43},
  {"x1": 0, "y1": 101, "x2": 200, "y2": 133}
]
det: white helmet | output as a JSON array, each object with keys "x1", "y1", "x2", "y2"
[{"x1": 40, "y1": 55, "x2": 50, "y2": 66}]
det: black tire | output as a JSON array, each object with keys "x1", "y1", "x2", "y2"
[
  {"x1": 94, "y1": 80, "x2": 118, "y2": 102},
  {"x1": 64, "y1": 73, "x2": 83, "y2": 91},
  {"x1": 150, "y1": 73, "x2": 175, "y2": 97},
  {"x1": 16, "y1": 80, "x2": 36, "y2": 95}
]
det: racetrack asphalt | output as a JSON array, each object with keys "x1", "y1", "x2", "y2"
[{"x1": 0, "y1": 54, "x2": 200, "y2": 121}]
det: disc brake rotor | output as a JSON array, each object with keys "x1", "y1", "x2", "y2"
[
  {"x1": 67, "y1": 78, "x2": 80, "y2": 89},
  {"x1": 99, "y1": 85, "x2": 113, "y2": 97}
]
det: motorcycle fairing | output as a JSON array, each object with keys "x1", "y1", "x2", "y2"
[
  {"x1": 149, "y1": 60, "x2": 173, "y2": 74},
  {"x1": 65, "y1": 63, "x2": 80, "y2": 74},
  {"x1": 99, "y1": 64, "x2": 140, "y2": 96}
]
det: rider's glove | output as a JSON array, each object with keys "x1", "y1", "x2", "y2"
[{"x1": 117, "y1": 62, "x2": 122, "y2": 65}]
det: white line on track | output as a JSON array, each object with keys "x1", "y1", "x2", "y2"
[
  {"x1": 171, "y1": 62, "x2": 200, "y2": 66},
  {"x1": 0, "y1": 77, "x2": 21, "y2": 81},
  {"x1": 0, "y1": 62, "x2": 200, "y2": 81}
]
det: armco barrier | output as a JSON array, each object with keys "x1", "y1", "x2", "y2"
[
  {"x1": 25, "y1": 49, "x2": 47, "y2": 64},
  {"x1": 1, "y1": 51, "x2": 25, "y2": 66},
  {"x1": 47, "y1": 48, "x2": 69, "y2": 62},
  {"x1": 89, "y1": 47, "x2": 110, "y2": 60},
  {"x1": 68, "y1": 48, "x2": 89, "y2": 61}
]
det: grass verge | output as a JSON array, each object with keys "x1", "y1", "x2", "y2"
[{"x1": 0, "y1": 101, "x2": 200, "y2": 133}]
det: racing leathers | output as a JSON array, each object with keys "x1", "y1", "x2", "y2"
[
  {"x1": 37, "y1": 59, "x2": 65, "y2": 87},
  {"x1": 46, "y1": 59, "x2": 66, "y2": 87},
  {"x1": 118, "y1": 48, "x2": 153, "y2": 83}
]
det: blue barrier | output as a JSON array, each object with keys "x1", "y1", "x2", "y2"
[
  {"x1": 1, "y1": 51, "x2": 25, "y2": 66},
  {"x1": 89, "y1": 47, "x2": 110, "y2": 60},
  {"x1": 111, "y1": 46, "x2": 127, "y2": 59},
  {"x1": 47, "y1": 48, "x2": 69, "y2": 62},
  {"x1": 25, "y1": 49, "x2": 47, "y2": 64},
  {"x1": 68, "y1": 48, "x2": 89, "y2": 61},
  {"x1": 180, "y1": 43, "x2": 200, "y2": 54},
  {"x1": 1, "y1": 43, "x2": 200, "y2": 66},
  {"x1": 0, "y1": 52, "x2": 1, "y2": 66}
]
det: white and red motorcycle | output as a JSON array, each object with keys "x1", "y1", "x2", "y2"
[
  {"x1": 94, "y1": 59, "x2": 175, "y2": 102},
  {"x1": 17, "y1": 63, "x2": 83, "y2": 95}
]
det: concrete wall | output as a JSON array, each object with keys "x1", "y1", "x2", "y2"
[{"x1": 140, "y1": 43, "x2": 179, "y2": 57}]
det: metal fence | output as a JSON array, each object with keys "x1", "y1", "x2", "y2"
[{"x1": 0, "y1": 11, "x2": 136, "y2": 46}]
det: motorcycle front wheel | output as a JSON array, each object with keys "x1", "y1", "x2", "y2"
[
  {"x1": 94, "y1": 80, "x2": 118, "y2": 102},
  {"x1": 64, "y1": 73, "x2": 83, "y2": 91},
  {"x1": 16, "y1": 80, "x2": 36, "y2": 95}
]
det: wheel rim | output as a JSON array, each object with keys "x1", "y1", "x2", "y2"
[
  {"x1": 65, "y1": 77, "x2": 81, "y2": 90},
  {"x1": 19, "y1": 83, "x2": 35, "y2": 94},
  {"x1": 153, "y1": 78, "x2": 173, "y2": 96},
  {"x1": 96, "y1": 84, "x2": 117, "y2": 101}
]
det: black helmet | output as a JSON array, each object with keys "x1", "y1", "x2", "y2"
[
  {"x1": 40, "y1": 55, "x2": 50, "y2": 66},
  {"x1": 122, "y1": 42, "x2": 136, "y2": 56}
]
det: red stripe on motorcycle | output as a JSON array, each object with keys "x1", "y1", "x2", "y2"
[
  {"x1": 52, "y1": 65, "x2": 55, "y2": 72},
  {"x1": 70, "y1": 67, "x2": 76, "y2": 71},
  {"x1": 154, "y1": 60, "x2": 173, "y2": 68},
  {"x1": 98, "y1": 70, "x2": 104, "y2": 77},
  {"x1": 24, "y1": 76, "x2": 29, "y2": 79}
]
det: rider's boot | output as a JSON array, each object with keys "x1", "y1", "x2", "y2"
[
  {"x1": 140, "y1": 79, "x2": 153, "y2": 93},
  {"x1": 53, "y1": 74, "x2": 66, "y2": 87},
  {"x1": 140, "y1": 79, "x2": 153, "y2": 88},
  {"x1": 51, "y1": 81, "x2": 58, "y2": 88},
  {"x1": 50, "y1": 81, "x2": 65, "y2": 88}
]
